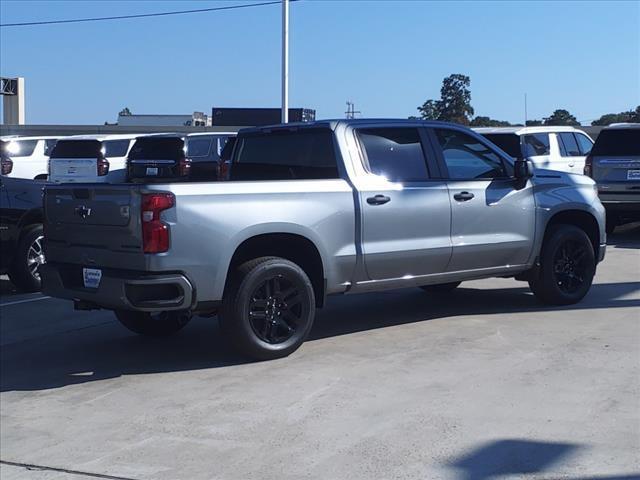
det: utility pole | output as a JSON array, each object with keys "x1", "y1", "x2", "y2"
[
  {"x1": 524, "y1": 93, "x2": 528, "y2": 127},
  {"x1": 281, "y1": 0, "x2": 289, "y2": 123},
  {"x1": 345, "y1": 101, "x2": 361, "y2": 119}
]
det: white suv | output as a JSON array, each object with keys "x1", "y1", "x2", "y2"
[
  {"x1": 474, "y1": 126, "x2": 593, "y2": 175},
  {"x1": 48, "y1": 134, "x2": 143, "y2": 184},
  {"x1": 0, "y1": 136, "x2": 60, "y2": 179}
]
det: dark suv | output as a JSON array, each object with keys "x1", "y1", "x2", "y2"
[
  {"x1": 127, "y1": 133, "x2": 235, "y2": 183},
  {"x1": 585, "y1": 124, "x2": 640, "y2": 233}
]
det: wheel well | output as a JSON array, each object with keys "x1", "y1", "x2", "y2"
[
  {"x1": 226, "y1": 233, "x2": 326, "y2": 307},
  {"x1": 34, "y1": 174, "x2": 48, "y2": 180},
  {"x1": 18, "y1": 210, "x2": 43, "y2": 239},
  {"x1": 545, "y1": 210, "x2": 600, "y2": 257}
]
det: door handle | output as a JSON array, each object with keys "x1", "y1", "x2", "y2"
[
  {"x1": 367, "y1": 194, "x2": 391, "y2": 205},
  {"x1": 453, "y1": 191, "x2": 474, "y2": 201}
]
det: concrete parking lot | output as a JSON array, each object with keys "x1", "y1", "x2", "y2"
[{"x1": 1, "y1": 226, "x2": 639, "y2": 480}]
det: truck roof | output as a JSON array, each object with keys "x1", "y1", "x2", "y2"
[
  {"x1": 603, "y1": 123, "x2": 640, "y2": 130},
  {"x1": 473, "y1": 126, "x2": 583, "y2": 135},
  {"x1": 238, "y1": 118, "x2": 470, "y2": 134}
]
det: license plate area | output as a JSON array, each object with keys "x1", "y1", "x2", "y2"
[
  {"x1": 83, "y1": 268, "x2": 102, "y2": 289},
  {"x1": 627, "y1": 169, "x2": 640, "y2": 180}
]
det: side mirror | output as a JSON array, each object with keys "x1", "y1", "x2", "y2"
[
  {"x1": 513, "y1": 158, "x2": 533, "y2": 190},
  {"x1": 514, "y1": 158, "x2": 533, "y2": 180}
]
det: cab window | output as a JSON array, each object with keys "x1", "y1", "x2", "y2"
[
  {"x1": 358, "y1": 128, "x2": 430, "y2": 182},
  {"x1": 434, "y1": 129, "x2": 508, "y2": 180}
]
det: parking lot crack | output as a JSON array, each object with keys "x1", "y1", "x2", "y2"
[{"x1": 0, "y1": 460, "x2": 140, "y2": 480}]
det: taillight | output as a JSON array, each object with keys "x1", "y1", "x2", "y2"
[
  {"x1": 97, "y1": 154, "x2": 110, "y2": 176},
  {"x1": 178, "y1": 155, "x2": 191, "y2": 177},
  {"x1": 219, "y1": 161, "x2": 230, "y2": 180},
  {"x1": 141, "y1": 193, "x2": 174, "y2": 253},
  {"x1": 584, "y1": 155, "x2": 593, "y2": 177},
  {"x1": 1, "y1": 157, "x2": 13, "y2": 175}
]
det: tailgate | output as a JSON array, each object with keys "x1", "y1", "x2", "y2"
[
  {"x1": 44, "y1": 184, "x2": 146, "y2": 270},
  {"x1": 49, "y1": 158, "x2": 98, "y2": 183},
  {"x1": 593, "y1": 156, "x2": 640, "y2": 184}
]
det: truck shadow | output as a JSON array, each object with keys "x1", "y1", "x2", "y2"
[
  {"x1": 607, "y1": 222, "x2": 640, "y2": 250},
  {"x1": 1, "y1": 279, "x2": 638, "y2": 393},
  {"x1": 446, "y1": 438, "x2": 639, "y2": 480}
]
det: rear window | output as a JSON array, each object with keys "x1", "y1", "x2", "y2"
[
  {"x1": 591, "y1": 129, "x2": 640, "y2": 156},
  {"x1": 128, "y1": 138, "x2": 185, "y2": 160},
  {"x1": 186, "y1": 137, "x2": 213, "y2": 158},
  {"x1": 523, "y1": 133, "x2": 551, "y2": 156},
  {"x1": 50, "y1": 140, "x2": 101, "y2": 158},
  {"x1": 481, "y1": 134, "x2": 521, "y2": 158},
  {"x1": 5, "y1": 139, "x2": 38, "y2": 157},
  {"x1": 103, "y1": 139, "x2": 131, "y2": 158},
  {"x1": 231, "y1": 129, "x2": 339, "y2": 181}
]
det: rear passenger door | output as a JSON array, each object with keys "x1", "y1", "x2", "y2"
[
  {"x1": 556, "y1": 132, "x2": 589, "y2": 175},
  {"x1": 522, "y1": 133, "x2": 554, "y2": 170},
  {"x1": 356, "y1": 127, "x2": 452, "y2": 281},
  {"x1": 431, "y1": 127, "x2": 535, "y2": 272}
]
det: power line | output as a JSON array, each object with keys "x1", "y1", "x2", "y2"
[{"x1": 0, "y1": 1, "x2": 300, "y2": 28}]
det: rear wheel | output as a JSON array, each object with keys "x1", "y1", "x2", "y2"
[
  {"x1": 419, "y1": 282, "x2": 461, "y2": 293},
  {"x1": 114, "y1": 310, "x2": 192, "y2": 336},
  {"x1": 528, "y1": 224, "x2": 595, "y2": 305},
  {"x1": 9, "y1": 225, "x2": 45, "y2": 292},
  {"x1": 220, "y1": 256, "x2": 315, "y2": 360}
]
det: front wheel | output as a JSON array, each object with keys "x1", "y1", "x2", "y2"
[
  {"x1": 528, "y1": 224, "x2": 595, "y2": 305},
  {"x1": 114, "y1": 310, "x2": 192, "y2": 336},
  {"x1": 220, "y1": 256, "x2": 316, "y2": 360}
]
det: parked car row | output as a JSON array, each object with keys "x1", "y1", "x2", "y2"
[
  {"x1": 0, "y1": 122, "x2": 637, "y2": 298},
  {"x1": 0, "y1": 132, "x2": 237, "y2": 184},
  {"x1": 475, "y1": 123, "x2": 639, "y2": 232},
  {"x1": 1, "y1": 131, "x2": 236, "y2": 291}
]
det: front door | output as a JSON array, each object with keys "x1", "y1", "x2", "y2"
[
  {"x1": 356, "y1": 127, "x2": 452, "y2": 281},
  {"x1": 431, "y1": 127, "x2": 535, "y2": 272}
]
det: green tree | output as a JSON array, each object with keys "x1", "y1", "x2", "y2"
[
  {"x1": 525, "y1": 119, "x2": 543, "y2": 126},
  {"x1": 470, "y1": 116, "x2": 512, "y2": 127},
  {"x1": 119, "y1": 107, "x2": 132, "y2": 116},
  {"x1": 543, "y1": 109, "x2": 580, "y2": 126},
  {"x1": 417, "y1": 74, "x2": 474, "y2": 125},
  {"x1": 417, "y1": 99, "x2": 441, "y2": 121},
  {"x1": 591, "y1": 106, "x2": 640, "y2": 125}
]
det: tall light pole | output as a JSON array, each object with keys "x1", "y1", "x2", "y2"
[{"x1": 281, "y1": 0, "x2": 289, "y2": 123}]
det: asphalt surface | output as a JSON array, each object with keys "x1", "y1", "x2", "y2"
[{"x1": 1, "y1": 225, "x2": 639, "y2": 480}]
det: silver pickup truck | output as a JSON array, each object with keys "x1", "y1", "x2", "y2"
[{"x1": 42, "y1": 119, "x2": 606, "y2": 360}]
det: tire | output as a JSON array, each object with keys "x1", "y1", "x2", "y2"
[
  {"x1": 8, "y1": 225, "x2": 44, "y2": 292},
  {"x1": 114, "y1": 310, "x2": 192, "y2": 336},
  {"x1": 220, "y1": 256, "x2": 316, "y2": 360},
  {"x1": 528, "y1": 224, "x2": 596, "y2": 305},
  {"x1": 419, "y1": 282, "x2": 461, "y2": 293}
]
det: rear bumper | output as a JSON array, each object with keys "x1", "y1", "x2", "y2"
[{"x1": 41, "y1": 263, "x2": 194, "y2": 312}]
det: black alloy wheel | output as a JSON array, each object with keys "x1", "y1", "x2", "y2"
[
  {"x1": 248, "y1": 274, "x2": 305, "y2": 345},
  {"x1": 529, "y1": 224, "x2": 595, "y2": 305},
  {"x1": 220, "y1": 256, "x2": 316, "y2": 360}
]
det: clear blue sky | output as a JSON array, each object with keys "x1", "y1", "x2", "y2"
[{"x1": 1, "y1": 0, "x2": 638, "y2": 125}]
